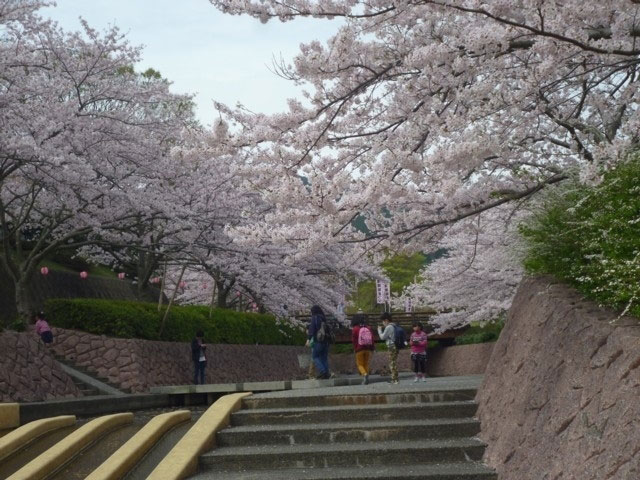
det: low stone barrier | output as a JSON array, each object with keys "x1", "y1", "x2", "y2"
[
  {"x1": 3, "y1": 326, "x2": 495, "y2": 400},
  {"x1": 0, "y1": 331, "x2": 80, "y2": 402},
  {"x1": 51, "y1": 328, "x2": 309, "y2": 393},
  {"x1": 329, "y1": 343, "x2": 495, "y2": 377}
]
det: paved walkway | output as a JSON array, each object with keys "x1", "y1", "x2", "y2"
[{"x1": 251, "y1": 374, "x2": 484, "y2": 399}]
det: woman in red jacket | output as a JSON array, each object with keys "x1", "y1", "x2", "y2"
[{"x1": 352, "y1": 314, "x2": 375, "y2": 384}]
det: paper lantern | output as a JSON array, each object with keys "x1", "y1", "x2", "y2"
[
  {"x1": 150, "y1": 277, "x2": 160, "y2": 284},
  {"x1": 179, "y1": 281, "x2": 186, "y2": 289},
  {"x1": 79, "y1": 271, "x2": 88, "y2": 279},
  {"x1": 202, "y1": 282, "x2": 208, "y2": 290},
  {"x1": 40, "y1": 267, "x2": 49, "y2": 275},
  {"x1": 117, "y1": 272, "x2": 125, "y2": 280}
]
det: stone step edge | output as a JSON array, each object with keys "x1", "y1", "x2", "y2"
[
  {"x1": 233, "y1": 400, "x2": 477, "y2": 415},
  {"x1": 203, "y1": 437, "x2": 486, "y2": 458},
  {"x1": 220, "y1": 417, "x2": 479, "y2": 433},
  {"x1": 190, "y1": 461, "x2": 497, "y2": 480},
  {"x1": 243, "y1": 388, "x2": 479, "y2": 403}
]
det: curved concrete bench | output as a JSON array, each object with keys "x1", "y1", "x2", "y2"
[
  {"x1": 7, "y1": 412, "x2": 133, "y2": 480},
  {"x1": 86, "y1": 410, "x2": 191, "y2": 480},
  {"x1": 0, "y1": 415, "x2": 76, "y2": 463},
  {"x1": 147, "y1": 392, "x2": 251, "y2": 480}
]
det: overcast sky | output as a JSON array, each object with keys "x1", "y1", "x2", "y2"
[{"x1": 42, "y1": 0, "x2": 340, "y2": 128}]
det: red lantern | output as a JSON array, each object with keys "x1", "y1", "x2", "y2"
[
  {"x1": 40, "y1": 267, "x2": 49, "y2": 275},
  {"x1": 79, "y1": 271, "x2": 88, "y2": 279},
  {"x1": 150, "y1": 277, "x2": 160, "y2": 284},
  {"x1": 117, "y1": 272, "x2": 125, "y2": 280},
  {"x1": 202, "y1": 282, "x2": 208, "y2": 290},
  {"x1": 179, "y1": 281, "x2": 186, "y2": 289}
]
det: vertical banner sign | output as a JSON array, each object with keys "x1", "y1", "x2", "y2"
[
  {"x1": 375, "y1": 279, "x2": 385, "y2": 304},
  {"x1": 376, "y1": 279, "x2": 391, "y2": 304},
  {"x1": 404, "y1": 297, "x2": 413, "y2": 313}
]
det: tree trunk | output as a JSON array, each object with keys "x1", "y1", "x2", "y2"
[
  {"x1": 216, "y1": 278, "x2": 228, "y2": 309},
  {"x1": 158, "y1": 265, "x2": 186, "y2": 338},
  {"x1": 15, "y1": 279, "x2": 35, "y2": 327}
]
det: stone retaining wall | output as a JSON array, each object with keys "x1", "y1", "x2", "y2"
[
  {"x1": 330, "y1": 342, "x2": 494, "y2": 377},
  {"x1": 477, "y1": 276, "x2": 640, "y2": 479},
  {"x1": 49, "y1": 328, "x2": 494, "y2": 393},
  {"x1": 0, "y1": 331, "x2": 80, "y2": 402},
  {"x1": 51, "y1": 328, "x2": 309, "y2": 393}
]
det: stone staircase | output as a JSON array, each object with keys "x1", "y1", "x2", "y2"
[
  {"x1": 53, "y1": 354, "x2": 124, "y2": 396},
  {"x1": 190, "y1": 383, "x2": 497, "y2": 479}
]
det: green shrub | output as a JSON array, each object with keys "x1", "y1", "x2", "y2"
[
  {"x1": 520, "y1": 157, "x2": 640, "y2": 319},
  {"x1": 45, "y1": 299, "x2": 306, "y2": 345},
  {"x1": 454, "y1": 318, "x2": 504, "y2": 345}
]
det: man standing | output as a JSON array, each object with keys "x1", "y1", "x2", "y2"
[
  {"x1": 191, "y1": 330, "x2": 207, "y2": 384},
  {"x1": 377, "y1": 312, "x2": 398, "y2": 384}
]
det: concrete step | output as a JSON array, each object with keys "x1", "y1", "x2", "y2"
[
  {"x1": 54, "y1": 354, "x2": 125, "y2": 394},
  {"x1": 242, "y1": 390, "x2": 478, "y2": 409},
  {"x1": 80, "y1": 388, "x2": 100, "y2": 396},
  {"x1": 190, "y1": 462, "x2": 498, "y2": 479},
  {"x1": 231, "y1": 401, "x2": 478, "y2": 426},
  {"x1": 217, "y1": 418, "x2": 481, "y2": 447},
  {"x1": 200, "y1": 438, "x2": 487, "y2": 471}
]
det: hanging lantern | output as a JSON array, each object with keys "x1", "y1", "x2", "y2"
[
  {"x1": 150, "y1": 277, "x2": 160, "y2": 284},
  {"x1": 179, "y1": 281, "x2": 186, "y2": 289},
  {"x1": 79, "y1": 271, "x2": 88, "y2": 279},
  {"x1": 202, "y1": 282, "x2": 208, "y2": 290},
  {"x1": 117, "y1": 272, "x2": 125, "y2": 280},
  {"x1": 40, "y1": 266, "x2": 49, "y2": 275}
]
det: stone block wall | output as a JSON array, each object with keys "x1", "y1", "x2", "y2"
[
  {"x1": 476, "y1": 276, "x2": 640, "y2": 480},
  {"x1": 0, "y1": 331, "x2": 80, "y2": 402},
  {"x1": 330, "y1": 342, "x2": 494, "y2": 377},
  {"x1": 51, "y1": 328, "x2": 309, "y2": 393},
  {"x1": 49, "y1": 327, "x2": 494, "y2": 393}
]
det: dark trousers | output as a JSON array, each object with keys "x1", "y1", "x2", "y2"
[
  {"x1": 312, "y1": 342, "x2": 329, "y2": 376},
  {"x1": 411, "y1": 352, "x2": 427, "y2": 374},
  {"x1": 194, "y1": 361, "x2": 206, "y2": 384}
]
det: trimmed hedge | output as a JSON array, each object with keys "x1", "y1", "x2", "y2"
[{"x1": 44, "y1": 298, "x2": 306, "y2": 345}]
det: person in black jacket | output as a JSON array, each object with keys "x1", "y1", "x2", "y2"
[
  {"x1": 191, "y1": 330, "x2": 207, "y2": 384},
  {"x1": 305, "y1": 305, "x2": 331, "y2": 379}
]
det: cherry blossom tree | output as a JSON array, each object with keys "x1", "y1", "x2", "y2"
[
  {"x1": 397, "y1": 207, "x2": 524, "y2": 331},
  {"x1": 208, "y1": 0, "x2": 640, "y2": 323},
  {"x1": 162, "y1": 129, "x2": 379, "y2": 318},
  {"x1": 0, "y1": 1, "x2": 192, "y2": 323}
]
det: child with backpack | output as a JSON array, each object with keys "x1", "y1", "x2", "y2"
[
  {"x1": 410, "y1": 321, "x2": 428, "y2": 382},
  {"x1": 377, "y1": 312, "x2": 401, "y2": 384},
  {"x1": 352, "y1": 314, "x2": 375, "y2": 384}
]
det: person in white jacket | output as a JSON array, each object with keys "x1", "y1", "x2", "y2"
[{"x1": 377, "y1": 312, "x2": 398, "y2": 384}]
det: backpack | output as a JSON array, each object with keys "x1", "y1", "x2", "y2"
[
  {"x1": 393, "y1": 324, "x2": 406, "y2": 350},
  {"x1": 316, "y1": 319, "x2": 335, "y2": 343},
  {"x1": 357, "y1": 326, "x2": 373, "y2": 347}
]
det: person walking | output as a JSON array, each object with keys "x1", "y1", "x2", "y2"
[
  {"x1": 34, "y1": 312, "x2": 53, "y2": 346},
  {"x1": 352, "y1": 314, "x2": 375, "y2": 384},
  {"x1": 377, "y1": 312, "x2": 399, "y2": 384},
  {"x1": 306, "y1": 305, "x2": 331, "y2": 379},
  {"x1": 410, "y1": 321, "x2": 428, "y2": 382},
  {"x1": 191, "y1": 330, "x2": 207, "y2": 385}
]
